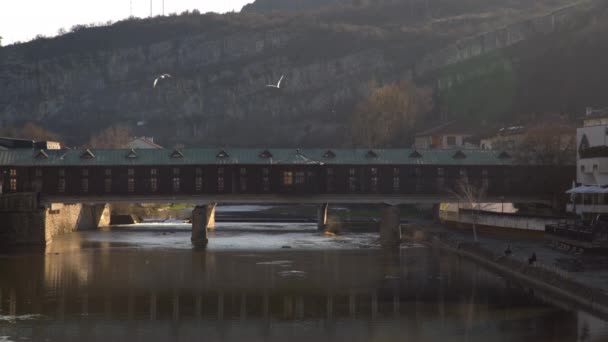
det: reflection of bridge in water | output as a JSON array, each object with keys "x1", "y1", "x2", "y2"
[{"x1": 0, "y1": 244, "x2": 584, "y2": 341}]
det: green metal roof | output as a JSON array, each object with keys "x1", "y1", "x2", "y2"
[{"x1": 0, "y1": 148, "x2": 513, "y2": 167}]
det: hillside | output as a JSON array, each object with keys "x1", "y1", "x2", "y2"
[
  {"x1": 0, "y1": 0, "x2": 596, "y2": 147},
  {"x1": 425, "y1": 0, "x2": 608, "y2": 126}
]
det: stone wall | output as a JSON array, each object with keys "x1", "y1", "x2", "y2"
[
  {"x1": 0, "y1": 193, "x2": 110, "y2": 247},
  {"x1": 440, "y1": 209, "x2": 560, "y2": 233}
]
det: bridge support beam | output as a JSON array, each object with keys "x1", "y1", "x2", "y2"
[
  {"x1": 379, "y1": 204, "x2": 401, "y2": 247},
  {"x1": 191, "y1": 205, "x2": 214, "y2": 245},
  {"x1": 317, "y1": 203, "x2": 329, "y2": 231}
]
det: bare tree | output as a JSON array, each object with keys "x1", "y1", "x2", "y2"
[
  {"x1": 21, "y1": 122, "x2": 62, "y2": 142},
  {"x1": 514, "y1": 122, "x2": 576, "y2": 165},
  {"x1": 453, "y1": 178, "x2": 489, "y2": 243},
  {"x1": 88, "y1": 125, "x2": 132, "y2": 148},
  {"x1": 351, "y1": 80, "x2": 432, "y2": 147}
]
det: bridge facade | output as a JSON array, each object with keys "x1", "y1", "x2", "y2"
[{"x1": 0, "y1": 148, "x2": 574, "y2": 246}]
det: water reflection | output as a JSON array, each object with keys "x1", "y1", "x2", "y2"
[{"x1": 0, "y1": 225, "x2": 607, "y2": 341}]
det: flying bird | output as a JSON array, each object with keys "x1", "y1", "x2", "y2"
[
  {"x1": 153, "y1": 73, "x2": 171, "y2": 88},
  {"x1": 266, "y1": 75, "x2": 284, "y2": 89}
]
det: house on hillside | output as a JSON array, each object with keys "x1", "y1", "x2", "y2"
[
  {"x1": 414, "y1": 122, "x2": 477, "y2": 149},
  {"x1": 124, "y1": 137, "x2": 162, "y2": 149},
  {"x1": 479, "y1": 126, "x2": 526, "y2": 151}
]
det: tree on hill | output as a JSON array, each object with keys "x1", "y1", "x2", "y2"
[
  {"x1": 88, "y1": 125, "x2": 132, "y2": 148},
  {"x1": 513, "y1": 122, "x2": 576, "y2": 165},
  {"x1": 21, "y1": 122, "x2": 62, "y2": 142},
  {"x1": 350, "y1": 80, "x2": 432, "y2": 147}
]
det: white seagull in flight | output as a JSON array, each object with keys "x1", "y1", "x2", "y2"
[
  {"x1": 266, "y1": 75, "x2": 284, "y2": 89},
  {"x1": 153, "y1": 74, "x2": 172, "y2": 88}
]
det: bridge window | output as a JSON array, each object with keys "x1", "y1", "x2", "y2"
[
  {"x1": 35, "y1": 168, "x2": 42, "y2": 177},
  {"x1": 104, "y1": 179, "x2": 112, "y2": 193},
  {"x1": 128, "y1": 168, "x2": 135, "y2": 176},
  {"x1": 447, "y1": 136, "x2": 456, "y2": 146},
  {"x1": 482, "y1": 178, "x2": 489, "y2": 190},
  {"x1": 151, "y1": 168, "x2": 158, "y2": 176},
  {"x1": 172, "y1": 177, "x2": 180, "y2": 192},
  {"x1": 105, "y1": 168, "x2": 112, "y2": 176},
  {"x1": 150, "y1": 178, "x2": 158, "y2": 192},
  {"x1": 295, "y1": 171, "x2": 305, "y2": 185},
  {"x1": 283, "y1": 171, "x2": 294, "y2": 186},
  {"x1": 370, "y1": 168, "x2": 378, "y2": 192},
  {"x1": 218, "y1": 168, "x2": 225, "y2": 192},
  {"x1": 81, "y1": 179, "x2": 89, "y2": 193},
  {"x1": 128, "y1": 178, "x2": 135, "y2": 193},
  {"x1": 459, "y1": 168, "x2": 467, "y2": 177},
  {"x1": 349, "y1": 168, "x2": 357, "y2": 192},
  {"x1": 326, "y1": 168, "x2": 334, "y2": 192},
  {"x1": 437, "y1": 177, "x2": 445, "y2": 191},
  {"x1": 173, "y1": 168, "x2": 180, "y2": 176},
  {"x1": 195, "y1": 177, "x2": 203, "y2": 192},
  {"x1": 9, "y1": 179, "x2": 17, "y2": 192},
  {"x1": 262, "y1": 168, "x2": 270, "y2": 192},
  {"x1": 393, "y1": 168, "x2": 400, "y2": 192},
  {"x1": 437, "y1": 168, "x2": 444, "y2": 176},
  {"x1": 581, "y1": 165, "x2": 585, "y2": 173},
  {"x1": 82, "y1": 168, "x2": 89, "y2": 177},
  {"x1": 58, "y1": 178, "x2": 66, "y2": 193},
  {"x1": 240, "y1": 168, "x2": 247, "y2": 191},
  {"x1": 10, "y1": 169, "x2": 16, "y2": 177}
]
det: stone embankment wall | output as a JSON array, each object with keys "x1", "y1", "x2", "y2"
[
  {"x1": 402, "y1": 226, "x2": 608, "y2": 318},
  {"x1": 440, "y1": 209, "x2": 560, "y2": 233},
  {"x1": 0, "y1": 193, "x2": 110, "y2": 246}
]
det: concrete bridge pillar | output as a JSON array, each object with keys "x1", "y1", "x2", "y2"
[
  {"x1": 191, "y1": 204, "x2": 215, "y2": 245},
  {"x1": 317, "y1": 203, "x2": 329, "y2": 231},
  {"x1": 380, "y1": 205, "x2": 401, "y2": 247}
]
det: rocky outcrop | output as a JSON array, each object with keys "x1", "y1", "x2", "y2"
[{"x1": 0, "y1": 0, "x2": 593, "y2": 147}]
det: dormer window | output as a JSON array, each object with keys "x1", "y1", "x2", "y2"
[
  {"x1": 366, "y1": 150, "x2": 378, "y2": 159},
  {"x1": 216, "y1": 150, "x2": 229, "y2": 159},
  {"x1": 452, "y1": 150, "x2": 466, "y2": 159},
  {"x1": 126, "y1": 149, "x2": 137, "y2": 159},
  {"x1": 498, "y1": 151, "x2": 511, "y2": 159},
  {"x1": 259, "y1": 150, "x2": 273, "y2": 159},
  {"x1": 170, "y1": 149, "x2": 184, "y2": 158},
  {"x1": 323, "y1": 150, "x2": 336, "y2": 159},
  {"x1": 80, "y1": 149, "x2": 95, "y2": 159},
  {"x1": 409, "y1": 150, "x2": 422, "y2": 158},
  {"x1": 35, "y1": 149, "x2": 48, "y2": 159}
]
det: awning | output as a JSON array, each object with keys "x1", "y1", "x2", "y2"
[{"x1": 566, "y1": 185, "x2": 608, "y2": 194}]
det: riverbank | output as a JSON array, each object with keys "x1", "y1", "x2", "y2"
[{"x1": 402, "y1": 223, "x2": 608, "y2": 319}]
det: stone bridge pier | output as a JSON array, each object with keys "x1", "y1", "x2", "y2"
[
  {"x1": 0, "y1": 193, "x2": 110, "y2": 247},
  {"x1": 191, "y1": 203, "x2": 217, "y2": 246}
]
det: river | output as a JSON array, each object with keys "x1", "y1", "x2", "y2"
[{"x1": 1, "y1": 222, "x2": 607, "y2": 341}]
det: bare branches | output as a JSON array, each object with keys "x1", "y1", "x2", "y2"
[{"x1": 350, "y1": 80, "x2": 433, "y2": 147}]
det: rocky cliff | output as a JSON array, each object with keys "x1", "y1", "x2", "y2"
[{"x1": 0, "y1": 0, "x2": 589, "y2": 147}]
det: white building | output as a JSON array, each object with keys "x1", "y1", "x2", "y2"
[{"x1": 568, "y1": 107, "x2": 608, "y2": 215}]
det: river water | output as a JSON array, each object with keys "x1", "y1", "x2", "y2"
[{"x1": 1, "y1": 223, "x2": 608, "y2": 342}]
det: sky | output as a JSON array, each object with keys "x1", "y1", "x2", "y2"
[{"x1": 0, "y1": 0, "x2": 255, "y2": 45}]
